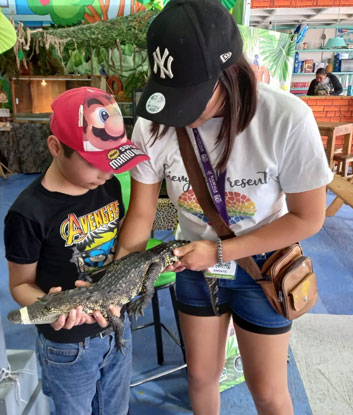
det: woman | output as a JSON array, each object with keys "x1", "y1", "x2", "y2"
[
  {"x1": 118, "y1": 0, "x2": 333, "y2": 414},
  {"x1": 307, "y1": 68, "x2": 343, "y2": 96}
]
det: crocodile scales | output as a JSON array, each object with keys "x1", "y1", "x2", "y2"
[{"x1": 8, "y1": 240, "x2": 189, "y2": 351}]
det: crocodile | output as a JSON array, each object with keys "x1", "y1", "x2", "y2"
[{"x1": 8, "y1": 240, "x2": 189, "y2": 352}]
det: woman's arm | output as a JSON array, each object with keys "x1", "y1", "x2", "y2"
[
  {"x1": 307, "y1": 80, "x2": 316, "y2": 96},
  {"x1": 329, "y1": 74, "x2": 343, "y2": 96},
  {"x1": 116, "y1": 178, "x2": 162, "y2": 258},
  {"x1": 174, "y1": 186, "x2": 327, "y2": 271}
]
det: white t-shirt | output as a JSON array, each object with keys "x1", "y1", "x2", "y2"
[{"x1": 131, "y1": 83, "x2": 333, "y2": 242}]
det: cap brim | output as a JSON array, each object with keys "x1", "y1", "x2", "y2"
[
  {"x1": 78, "y1": 139, "x2": 150, "y2": 174},
  {"x1": 136, "y1": 75, "x2": 218, "y2": 127}
]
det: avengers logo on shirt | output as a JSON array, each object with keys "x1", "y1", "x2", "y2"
[{"x1": 60, "y1": 201, "x2": 120, "y2": 276}]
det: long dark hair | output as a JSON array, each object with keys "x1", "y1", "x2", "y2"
[{"x1": 149, "y1": 54, "x2": 257, "y2": 171}]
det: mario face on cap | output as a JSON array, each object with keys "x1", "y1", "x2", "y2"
[{"x1": 82, "y1": 93, "x2": 127, "y2": 151}]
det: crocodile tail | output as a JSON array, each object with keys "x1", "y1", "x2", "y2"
[{"x1": 204, "y1": 277, "x2": 221, "y2": 317}]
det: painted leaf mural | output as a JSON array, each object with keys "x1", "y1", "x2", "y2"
[
  {"x1": 260, "y1": 31, "x2": 296, "y2": 82},
  {"x1": 4, "y1": 0, "x2": 148, "y2": 26},
  {"x1": 138, "y1": 0, "x2": 236, "y2": 11},
  {"x1": 239, "y1": 25, "x2": 295, "y2": 90},
  {"x1": 138, "y1": 0, "x2": 168, "y2": 10},
  {"x1": 27, "y1": 0, "x2": 94, "y2": 26},
  {"x1": 84, "y1": 0, "x2": 146, "y2": 23},
  {"x1": 220, "y1": 0, "x2": 237, "y2": 10}
]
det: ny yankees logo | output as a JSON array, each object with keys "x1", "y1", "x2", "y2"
[{"x1": 153, "y1": 47, "x2": 174, "y2": 79}]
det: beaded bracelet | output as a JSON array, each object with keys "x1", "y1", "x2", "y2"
[{"x1": 217, "y1": 238, "x2": 225, "y2": 265}]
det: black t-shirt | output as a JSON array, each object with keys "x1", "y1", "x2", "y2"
[{"x1": 4, "y1": 174, "x2": 125, "y2": 342}]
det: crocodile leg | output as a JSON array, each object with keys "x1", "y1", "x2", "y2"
[
  {"x1": 205, "y1": 277, "x2": 220, "y2": 317},
  {"x1": 107, "y1": 311, "x2": 127, "y2": 353},
  {"x1": 127, "y1": 262, "x2": 163, "y2": 319}
]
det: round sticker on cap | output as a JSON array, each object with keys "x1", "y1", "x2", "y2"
[{"x1": 146, "y1": 93, "x2": 166, "y2": 114}]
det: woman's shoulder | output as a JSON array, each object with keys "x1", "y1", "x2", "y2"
[
  {"x1": 133, "y1": 117, "x2": 174, "y2": 140},
  {"x1": 256, "y1": 82, "x2": 312, "y2": 120}
]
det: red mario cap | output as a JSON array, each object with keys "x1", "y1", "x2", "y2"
[{"x1": 50, "y1": 87, "x2": 149, "y2": 173}]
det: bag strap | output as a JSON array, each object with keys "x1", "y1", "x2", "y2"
[{"x1": 176, "y1": 127, "x2": 263, "y2": 281}]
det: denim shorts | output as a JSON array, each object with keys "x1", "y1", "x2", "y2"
[{"x1": 176, "y1": 253, "x2": 292, "y2": 335}]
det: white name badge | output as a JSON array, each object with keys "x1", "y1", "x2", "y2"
[{"x1": 204, "y1": 261, "x2": 237, "y2": 280}]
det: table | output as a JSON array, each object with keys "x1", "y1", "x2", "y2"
[
  {"x1": 317, "y1": 122, "x2": 353, "y2": 169},
  {"x1": 326, "y1": 175, "x2": 353, "y2": 216}
]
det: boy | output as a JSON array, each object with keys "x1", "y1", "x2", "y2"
[{"x1": 4, "y1": 86, "x2": 149, "y2": 415}]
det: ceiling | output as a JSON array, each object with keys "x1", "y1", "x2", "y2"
[{"x1": 250, "y1": 7, "x2": 353, "y2": 28}]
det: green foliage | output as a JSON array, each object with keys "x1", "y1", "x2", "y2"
[
  {"x1": 260, "y1": 32, "x2": 296, "y2": 82},
  {"x1": 123, "y1": 69, "x2": 149, "y2": 99},
  {"x1": 0, "y1": 48, "x2": 19, "y2": 78},
  {"x1": 239, "y1": 25, "x2": 261, "y2": 56},
  {"x1": 30, "y1": 11, "x2": 158, "y2": 50},
  {"x1": 31, "y1": 45, "x2": 65, "y2": 75},
  {"x1": 0, "y1": 9, "x2": 156, "y2": 95},
  {"x1": 138, "y1": 0, "x2": 167, "y2": 11},
  {"x1": 221, "y1": 0, "x2": 237, "y2": 10},
  {"x1": 122, "y1": 43, "x2": 134, "y2": 57},
  {"x1": 0, "y1": 75, "x2": 12, "y2": 109}
]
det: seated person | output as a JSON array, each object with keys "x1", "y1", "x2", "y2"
[{"x1": 307, "y1": 68, "x2": 343, "y2": 96}]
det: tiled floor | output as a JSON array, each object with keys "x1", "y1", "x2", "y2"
[{"x1": 1, "y1": 173, "x2": 352, "y2": 415}]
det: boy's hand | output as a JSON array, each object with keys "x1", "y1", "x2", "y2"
[
  {"x1": 75, "y1": 280, "x2": 122, "y2": 322},
  {"x1": 48, "y1": 286, "x2": 95, "y2": 330},
  {"x1": 49, "y1": 282, "x2": 122, "y2": 331}
]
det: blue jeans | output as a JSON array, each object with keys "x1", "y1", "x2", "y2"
[{"x1": 36, "y1": 314, "x2": 132, "y2": 415}]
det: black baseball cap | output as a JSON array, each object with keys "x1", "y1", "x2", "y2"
[{"x1": 136, "y1": 0, "x2": 243, "y2": 127}]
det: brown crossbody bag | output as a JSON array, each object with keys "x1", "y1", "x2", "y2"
[{"x1": 176, "y1": 127, "x2": 318, "y2": 320}]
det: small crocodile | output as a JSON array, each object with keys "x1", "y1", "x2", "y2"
[{"x1": 8, "y1": 240, "x2": 189, "y2": 351}]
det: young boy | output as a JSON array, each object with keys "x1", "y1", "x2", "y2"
[{"x1": 4, "y1": 86, "x2": 149, "y2": 415}]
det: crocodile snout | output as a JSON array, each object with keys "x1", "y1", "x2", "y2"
[{"x1": 7, "y1": 309, "x2": 22, "y2": 323}]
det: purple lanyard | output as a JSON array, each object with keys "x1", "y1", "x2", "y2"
[{"x1": 192, "y1": 128, "x2": 229, "y2": 225}]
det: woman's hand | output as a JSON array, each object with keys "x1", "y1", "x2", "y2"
[{"x1": 165, "y1": 240, "x2": 218, "y2": 272}]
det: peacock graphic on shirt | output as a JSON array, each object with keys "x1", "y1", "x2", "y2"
[{"x1": 178, "y1": 189, "x2": 256, "y2": 224}]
